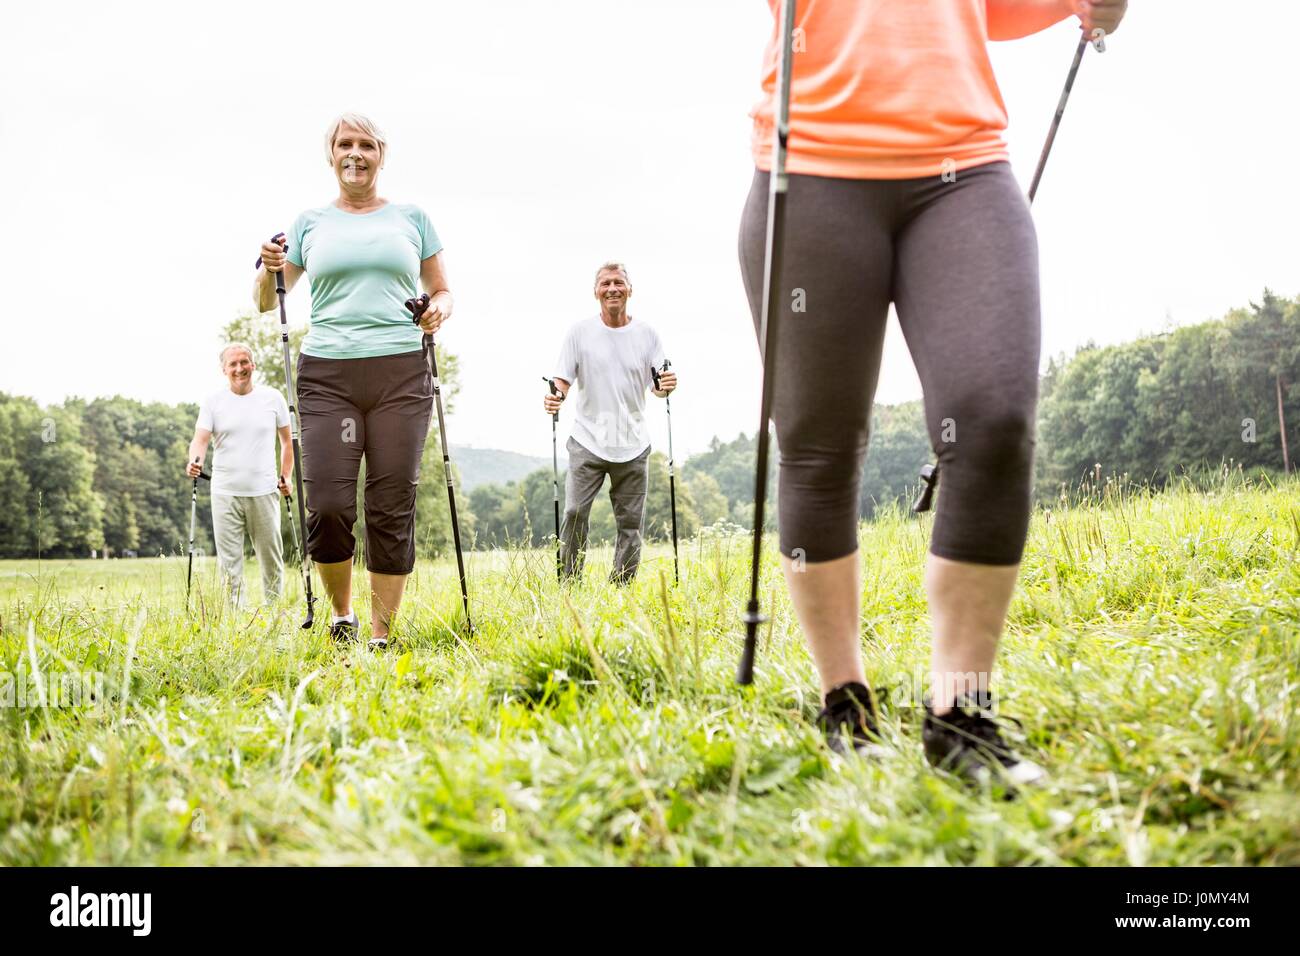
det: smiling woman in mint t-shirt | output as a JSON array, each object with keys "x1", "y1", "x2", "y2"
[{"x1": 253, "y1": 112, "x2": 452, "y2": 650}]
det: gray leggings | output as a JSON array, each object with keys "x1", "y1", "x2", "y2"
[{"x1": 738, "y1": 161, "x2": 1040, "y2": 566}]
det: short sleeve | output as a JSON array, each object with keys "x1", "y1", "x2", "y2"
[
  {"x1": 554, "y1": 325, "x2": 580, "y2": 385},
  {"x1": 409, "y1": 206, "x2": 443, "y2": 260},
  {"x1": 287, "y1": 210, "x2": 309, "y2": 268},
  {"x1": 647, "y1": 328, "x2": 668, "y2": 388},
  {"x1": 196, "y1": 396, "x2": 214, "y2": 432},
  {"x1": 273, "y1": 390, "x2": 290, "y2": 428}
]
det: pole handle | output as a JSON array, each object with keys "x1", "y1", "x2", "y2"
[
  {"x1": 255, "y1": 233, "x2": 289, "y2": 294},
  {"x1": 650, "y1": 358, "x2": 671, "y2": 392},
  {"x1": 405, "y1": 293, "x2": 431, "y2": 327},
  {"x1": 543, "y1": 376, "x2": 560, "y2": 421},
  {"x1": 407, "y1": 294, "x2": 437, "y2": 376},
  {"x1": 911, "y1": 463, "x2": 939, "y2": 514}
]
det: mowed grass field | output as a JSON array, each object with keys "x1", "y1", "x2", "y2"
[{"x1": 2, "y1": 477, "x2": 1298, "y2": 865}]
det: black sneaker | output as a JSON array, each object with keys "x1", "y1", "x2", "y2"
[
  {"x1": 329, "y1": 612, "x2": 359, "y2": 644},
  {"x1": 922, "y1": 695, "x2": 1046, "y2": 788},
  {"x1": 366, "y1": 636, "x2": 389, "y2": 652},
  {"x1": 816, "y1": 682, "x2": 889, "y2": 756}
]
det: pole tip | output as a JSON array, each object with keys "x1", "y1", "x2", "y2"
[{"x1": 736, "y1": 645, "x2": 756, "y2": 686}]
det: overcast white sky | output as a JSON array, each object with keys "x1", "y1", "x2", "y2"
[{"x1": 3, "y1": 1, "x2": 1296, "y2": 462}]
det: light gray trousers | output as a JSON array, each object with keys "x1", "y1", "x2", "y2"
[
  {"x1": 211, "y1": 492, "x2": 284, "y2": 607},
  {"x1": 559, "y1": 437, "x2": 649, "y2": 584}
]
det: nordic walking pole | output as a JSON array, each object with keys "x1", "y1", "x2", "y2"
[
  {"x1": 1028, "y1": 28, "x2": 1104, "y2": 203},
  {"x1": 737, "y1": 0, "x2": 796, "y2": 686},
  {"x1": 543, "y1": 376, "x2": 562, "y2": 581},
  {"x1": 407, "y1": 293, "x2": 473, "y2": 632},
  {"x1": 651, "y1": 360, "x2": 679, "y2": 585},
  {"x1": 915, "y1": 27, "x2": 1105, "y2": 515},
  {"x1": 282, "y1": 489, "x2": 304, "y2": 595},
  {"x1": 186, "y1": 459, "x2": 210, "y2": 608},
  {"x1": 262, "y1": 233, "x2": 316, "y2": 629}
]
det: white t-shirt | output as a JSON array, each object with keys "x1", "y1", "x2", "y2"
[
  {"x1": 196, "y1": 385, "x2": 291, "y2": 497},
  {"x1": 553, "y1": 316, "x2": 667, "y2": 463}
]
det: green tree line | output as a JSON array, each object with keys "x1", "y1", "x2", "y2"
[
  {"x1": 1037, "y1": 289, "x2": 1297, "y2": 492},
  {"x1": 2, "y1": 292, "x2": 1294, "y2": 558},
  {"x1": 0, "y1": 394, "x2": 199, "y2": 558}
]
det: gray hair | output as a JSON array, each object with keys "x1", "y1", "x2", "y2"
[
  {"x1": 219, "y1": 342, "x2": 254, "y2": 366},
  {"x1": 324, "y1": 112, "x2": 387, "y2": 165},
  {"x1": 593, "y1": 261, "x2": 631, "y2": 288}
]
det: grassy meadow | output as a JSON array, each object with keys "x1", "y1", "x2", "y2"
[{"x1": 2, "y1": 474, "x2": 1298, "y2": 865}]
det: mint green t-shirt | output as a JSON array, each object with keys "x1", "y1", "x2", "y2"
[{"x1": 287, "y1": 203, "x2": 443, "y2": 359}]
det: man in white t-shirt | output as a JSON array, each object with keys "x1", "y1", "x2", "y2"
[
  {"x1": 185, "y1": 343, "x2": 293, "y2": 607},
  {"x1": 543, "y1": 261, "x2": 678, "y2": 584}
]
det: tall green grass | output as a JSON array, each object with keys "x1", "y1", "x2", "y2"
[{"x1": 2, "y1": 475, "x2": 1297, "y2": 865}]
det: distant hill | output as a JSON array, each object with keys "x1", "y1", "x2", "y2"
[{"x1": 451, "y1": 445, "x2": 566, "y2": 491}]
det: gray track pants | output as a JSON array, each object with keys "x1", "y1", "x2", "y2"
[
  {"x1": 559, "y1": 437, "x2": 650, "y2": 584},
  {"x1": 211, "y1": 491, "x2": 284, "y2": 606}
]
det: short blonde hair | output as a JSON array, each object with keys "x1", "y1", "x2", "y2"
[
  {"x1": 594, "y1": 261, "x2": 631, "y2": 288},
  {"x1": 219, "y1": 342, "x2": 254, "y2": 366},
  {"x1": 323, "y1": 112, "x2": 387, "y2": 165}
]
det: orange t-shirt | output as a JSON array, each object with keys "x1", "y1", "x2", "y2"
[{"x1": 751, "y1": 0, "x2": 1075, "y2": 180}]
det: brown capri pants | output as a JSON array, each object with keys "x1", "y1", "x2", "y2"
[{"x1": 296, "y1": 349, "x2": 432, "y2": 575}]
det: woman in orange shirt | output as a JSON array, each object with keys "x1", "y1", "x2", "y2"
[{"x1": 738, "y1": 0, "x2": 1128, "y2": 784}]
